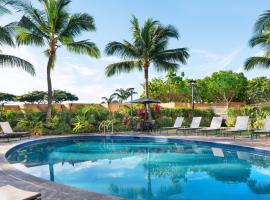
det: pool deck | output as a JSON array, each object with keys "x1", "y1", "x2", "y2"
[{"x1": 1, "y1": 133, "x2": 270, "y2": 200}]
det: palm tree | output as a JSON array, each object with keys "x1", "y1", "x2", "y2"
[
  {"x1": 0, "y1": 0, "x2": 35, "y2": 75},
  {"x1": 101, "y1": 94, "x2": 118, "y2": 104},
  {"x1": 11, "y1": 0, "x2": 100, "y2": 123},
  {"x1": 113, "y1": 88, "x2": 136, "y2": 103},
  {"x1": 245, "y1": 10, "x2": 270, "y2": 70},
  {"x1": 101, "y1": 94, "x2": 118, "y2": 114},
  {"x1": 105, "y1": 16, "x2": 189, "y2": 119}
]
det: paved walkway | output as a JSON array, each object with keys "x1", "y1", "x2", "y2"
[{"x1": 1, "y1": 134, "x2": 270, "y2": 200}]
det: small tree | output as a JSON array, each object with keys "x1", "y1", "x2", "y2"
[
  {"x1": 16, "y1": 91, "x2": 47, "y2": 104},
  {"x1": 201, "y1": 71, "x2": 248, "y2": 107},
  {"x1": 0, "y1": 93, "x2": 16, "y2": 109},
  {"x1": 247, "y1": 77, "x2": 270, "y2": 104},
  {"x1": 53, "y1": 90, "x2": 78, "y2": 103}
]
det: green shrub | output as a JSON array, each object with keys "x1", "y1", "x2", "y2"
[
  {"x1": 156, "y1": 116, "x2": 174, "y2": 128},
  {"x1": 158, "y1": 107, "x2": 215, "y2": 127},
  {"x1": 228, "y1": 106, "x2": 270, "y2": 128}
]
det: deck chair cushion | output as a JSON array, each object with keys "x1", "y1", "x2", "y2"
[
  {"x1": 210, "y1": 117, "x2": 223, "y2": 129},
  {"x1": 190, "y1": 117, "x2": 202, "y2": 128},
  {"x1": 0, "y1": 185, "x2": 41, "y2": 200},
  {"x1": 174, "y1": 117, "x2": 184, "y2": 128},
  {"x1": 235, "y1": 116, "x2": 249, "y2": 130},
  {"x1": 264, "y1": 116, "x2": 270, "y2": 131},
  {"x1": 0, "y1": 122, "x2": 13, "y2": 133}
]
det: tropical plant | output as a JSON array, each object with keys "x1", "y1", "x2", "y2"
[
  {"x1": 245, "y1": 10, "x2": 270, "y2": 71},
  {"x1": 105, "y1": 16, "x2": 189, "y2": 119},
  {"x1": 11, "y1": 0, "x2": 100, "y2": 123},
  {"x1": 0, "y1": 92, "x2": 16, "y2": 108},
  {"x1": 113, "y1": 88, "x2": 137, "y2": 103},
  {"x1": 101, "y1": 94, "x2": 118, "y2": 104},
  {"x1": 145, "y1": 70, "x2": 190, "y2": 102},
  {"x1": 0, "y1": 0, "x2": 35, "y2": 75},
  {"x1": 247, "y1": 77, "x2": 270, "y2": 104}
]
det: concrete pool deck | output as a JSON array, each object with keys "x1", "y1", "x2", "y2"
[{"x1": 1, "y1": 133, "x2": 270, "y2": 200}]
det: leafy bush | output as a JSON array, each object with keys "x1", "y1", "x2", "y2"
[
  {"x1": 156, "y1": 116, "x2": 174, "y2": 128},
  {"x1": 227, "y1": 106, "x2": 270, "y2": 128},
  {"x1": 158, "y1": 107, "x2": 215, "y2": 127}
]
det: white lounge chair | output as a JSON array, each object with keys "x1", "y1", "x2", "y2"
[
  {"x1": 177, "y1": 117, "x2": 202, "y2": 134},
  {"x1": 224, "y1": 116, "x2": 249, "y2": 139},
  {"x1": 200, "y1": 117, "x2": 223, "y2": 135},
  {"x1": 0, "y1": 122, "x2": 30, "y2": 142},
  {"x1": 251, "y1": 116, "x2": 270, "y2": 139},
  {"x1": 160, "y1": 117, "x2": 184, "y2": 134},
  {"x1": 0, "y1": 185, "x2": 41, "y2": 200}
]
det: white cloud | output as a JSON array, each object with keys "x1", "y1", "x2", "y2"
[
  {"x1": 100, "y1": 56, "x2": 122, "y2": 62},
  {"x1": 184, "y1": 48, "x2": 243, "y2": 78}
]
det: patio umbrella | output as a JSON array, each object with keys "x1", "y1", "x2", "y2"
[
  {"x1": 131, "y1": 97, "x2": 160, "y2": 104},
  {"x1": 131, "y1": 97, "x2": 160, "y2": 121}
]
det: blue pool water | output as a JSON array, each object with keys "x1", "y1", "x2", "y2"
[{"x1": 6, "y1": 137, "x2": 270, "y2": 200}]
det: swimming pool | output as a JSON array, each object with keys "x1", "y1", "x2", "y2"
[{"x1": 6, "y1": 136, "x2": 270, "y2": 200}]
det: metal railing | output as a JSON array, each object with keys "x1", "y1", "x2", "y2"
[{"x1": 98, "y1": 119, "x2": 114, "y2": 134}]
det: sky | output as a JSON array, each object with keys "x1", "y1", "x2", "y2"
[{"x1": 1, "y1": 0, "x2": 270, "y2": 102}]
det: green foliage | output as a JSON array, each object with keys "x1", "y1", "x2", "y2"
[
  {"x1": 197, "y1": 71, "x2": 248, "y2": 105},
  {"x1": 247, "y1": 77, "x2": 270, "y2": 104},
  {"x1": 0, "y1": 110, "x2": 24, "y2": 127},
  {"x1": 245, "y1": 10, "x2": 270, "y2": 71},
  {"x1": 105, "y1": 16, "x2": 189, "y2": 99},
  {"x1": 145, "y1": 70, "x2": 191, "y2": 102},
  {"x1": 158, "y1": 107, "x2": 215, "y2": 127},
  {"x1": 0, "y1": 93, "x2": 16, "y2": 105},
  {"x1": 227, "y1": 106, "x2": 270, "y2": 128},
  {"x1": 16, "y1": 91, "x2": 47, "y2": 103},
  {"x1": 16, "y1": 90, "x2": 78, "y2": 104},
  {"x1": 0, "y1": 1, "x2": 35, "y2": 75},
  {"x1": 53, "y1": 90, "x2": 79, "y2": 103},
  {"x1": 72, "y1": 105, "x2": 109, "y2": 133},
  {"x1": 155, "y1": 116, "x2": 174, "y2": 128},
  {"x1": 113, "y1": 88, "x2": 136, "y2": 103}
]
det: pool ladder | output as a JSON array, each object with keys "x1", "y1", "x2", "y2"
[{"x1": 98, "y1": 120, "x2": 114, "y2": 134}]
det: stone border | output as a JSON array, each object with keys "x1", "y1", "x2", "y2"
[{"x1": 2, "y1": 135, "x2": 270, "y2": 200}]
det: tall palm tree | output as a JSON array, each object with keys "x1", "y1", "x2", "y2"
[
  {"x1": 245, "y1": 10, "x2": 270, "y2": 70},
  {"x1": 11, "y1": 0, "x2": 100, "y2": 123},
  {"x1": 0, "y1": 0, "x2": 35, "y2": 75},
  {"x1": 105, "y1": 16, "x2": 189, "y2": 119}
]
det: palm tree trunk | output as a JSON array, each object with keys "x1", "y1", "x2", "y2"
[
  {"x1": 144, "y1": 67, "x2": 152, "y2": 120},
  {"x1": 46, "y1": 55, "x2": 54, "y2": 124},
  {"x1": 144, "y1": 68, "x2": 149, "y2": 98}
]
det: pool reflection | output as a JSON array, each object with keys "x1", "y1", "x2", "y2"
[{"x1": 7, "y1": 138, "x2": 270, "y2": 200}]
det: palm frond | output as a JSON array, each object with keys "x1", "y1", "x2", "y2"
[
  {"x1": 130, "y1": 15, "x2": 141, "y2": 39},
  {"x1": 249, "y1": 33, "x2": 270, "y2": 49},
  {"x1": 16, "y1": 28, "x2": 45, "y2": 46},
  {"x1": 18, "y1": 16, "x2": 49, "y2": 39},
  {"x1": 153, "y1": 48, "x2": 189, "y2": 64},
  {"x1": 105, "y1": 41, "x2": 138, "y2": 59},
  {"x1": 153, "y1": 60, "x2": 179, "y2": 72},
  {"x1": 0, "y1": 25, "x2": 15, "y2": 47},
  {"x1": 105, "y1": 61, "x2": 141, "y2": 77},
  {"x1": 244, "y1": 56, "x2": 270, "y2": 71},
  {"x1": 0, "y1": 0, "x2": 11, "y2": 16},
  {"x1": 65, "y1": 40, "x2": 100, "y2": 58},
  {"x1": 0, "y1": 54, "x2": 35, "y2": 75},
  {"x1": 254, "y1": 10, "x2": 270, "y2": 33},
  {"x1": 60, "y1": 13, "x2": 95, "y2": 38}
]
